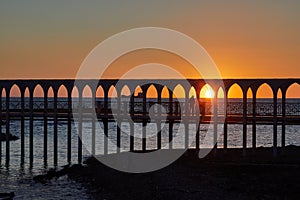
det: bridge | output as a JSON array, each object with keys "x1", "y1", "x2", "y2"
[{"x1": 0, "y1": 79, "x2": 300, "y2": 167}]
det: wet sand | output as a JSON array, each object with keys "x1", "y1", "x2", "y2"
[{"x1": 35, "y1": 146, "x2": 300, "y2": 200}]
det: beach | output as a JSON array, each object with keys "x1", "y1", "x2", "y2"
[{"x1": 34, "y1": 146, "x2": 300, "y2": 200}]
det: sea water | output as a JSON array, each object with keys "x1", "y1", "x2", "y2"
[
  {"x1": 1, "y1": 120, "x2": 300, "y2": 199},
  {"x1": 1, "y1": 98, "x2": 300, "y2": 199}
]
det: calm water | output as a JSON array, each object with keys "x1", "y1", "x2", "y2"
[{"x1": 1, "y1": 118, "x2": 300, "y2": 198}]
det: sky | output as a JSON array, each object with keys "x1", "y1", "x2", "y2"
[
  {"x1": 0, "y1": 1, "x2": 300, "y2": 98},
  {"x1": 0, "y1": 0, "x2": 300, "y2": 80}
]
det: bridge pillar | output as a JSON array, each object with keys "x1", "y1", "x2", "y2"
[
  {"x1": 242, "y1": 89, "x2": 248, "y2": 157},
  {"x1": 252, "y1": 89, "x2": 257, "y2": 153},
  {"x1": 67, "y1": 88, "x2": 72, "y2": 164},
  {"x1": 53, "y1": 87, "x2": 58, "y2": 166},
  {"x1": 142, "y1": 85, "x2": 147, "y2": 151},
  {"x1": 130, "y1": 120, "x2": 134, "y2": 152},
  {"x1": 5, "y1": 87, "x2": 10, "y2": 165},
  {"x1": 168, "y1": 88, "x2": 174, "y2": 150},
  {"x1": 168, "y1": 88, "x2": 173, "y2": 115},
  {"x1": 91, "y1": 87, "x2": 97, "y2": 155},
  {"x1": 19, "y1": 87, "x2": 25, "y2": 165},
  {"x1": 0, "y1": 86, "x2": 2, "y2": 164},
  {"x1": 214, "y1": 87, "x2": 219, "y2": 156},
  {"x1": 281, "y1": 88, "x2": 286, "y2": 150},
  {"x1": 78, "y1": 87, "x2": 83, "y2": 163},
  {"x1": 117, "y1": 120, "x2": 121, "y2": 153},
  {"x1": 157, "y1": 86, "x2": 162, "y2": 150},
  {"x1": 29, "y1": 88, "x2": 34, "y2": 166},
  {"x1": 103, "y1": 88, "x2": 109, "y2": 155},
  {"x1": 184, "y1": 122, "x2": 189, "y2": 149},
  {"x1": 273, "y1": 88, "x2": 278, "y2": 158},
  {"x1": 43, "y1": 87, "x2": 48, "y2": 165},
  {"x1": 195, "y1": 86, "x2": 200, "y2": 151},
  {"x1": 223, "y1": 90, "x2": 228, "y2": 150}
]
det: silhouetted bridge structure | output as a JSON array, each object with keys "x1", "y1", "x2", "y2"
[{"x1": 1, "y1": 79, "x2": 300, "y2": 166}]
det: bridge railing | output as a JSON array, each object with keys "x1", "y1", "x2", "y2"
[{"x1": 3, "y1": 99, "x2": 300, "y2": 116}]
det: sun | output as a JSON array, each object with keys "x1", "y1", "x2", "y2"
[
  {"x1": 204, "y1": 89, "x2": 215, "y2": 98},
  {"x1": 200, "y1": 85, "x2": 215, "y2": 98}
]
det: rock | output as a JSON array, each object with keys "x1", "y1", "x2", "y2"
[
  {"x1": 0, "y1": 133, "x2": 19, "y2": 141},
  {"x1": 0, "y1": 192, "x2": 15, "y2": 200},
  {"x1": 33, "y1": 164, "x2": 85, "y2": 183}
]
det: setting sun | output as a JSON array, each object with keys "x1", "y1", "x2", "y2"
[
  {"x1": 204, "y1": 89, "x2": 214, "y2": 98},
  {"x1": 200, "y1": 85, "x2": 215, "y2": 98}
]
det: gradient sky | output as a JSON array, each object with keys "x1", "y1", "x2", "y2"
[{"x1": 0, "y1": 0, "x2": 300, "y2": 80}]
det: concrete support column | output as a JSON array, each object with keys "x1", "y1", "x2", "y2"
[
  {"x1": 43, "y1": 87, "x2": 48, "y2": 165},
  {"x1": 29, "y1": 88, "x2": 34, "y2": 165},
  {"x1": 5, "y1": 87, "x2": 10, "y2": 164},
  {"x1": 67, "y1": 89, "x2": 72, "y2": 163},
  {"x1": 53, "y1": 87, "x2": 58, "y2": 166},
  {"x1": 224, "y1": 90, "x2": 228, "y2": 149},
  {"x1": 273, "y1": 89, "x2": 278, "y2": 158},
  {"x1": 213, "y1": 89, "x2": 218, "y2": 156},
  {"x1": 91, "y1": 88, "x2": 96, "y2": 155},
  {"x1": 0, "y1": 87, "x2": 2, "y2": 164},
  {"x1": 157, "y1": 87, "x2": 162, "y2": 150},
  {"x1": 281, "y1": 89, "x2": 286, "y2": 149},
  {"x1": 252, "y1": 90, "x2": 257, "y2": 152},
  {"x1": 78, "y1": 88, "x2": 83, "y2": 163},
  {"x1": 242, "y1": 89, "x2": 247, "y2": 157},
  {"x1": 103, "y1": 89, "x2": 109, "y2": 155}
]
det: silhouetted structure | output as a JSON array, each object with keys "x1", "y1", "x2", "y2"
[{"x1": 0, "y1": 79, "x2": 300, "y2": 166}]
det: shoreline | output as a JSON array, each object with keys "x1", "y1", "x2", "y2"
[{"x1": 35, "y1": 146, "x2": 300, "y2": 200}]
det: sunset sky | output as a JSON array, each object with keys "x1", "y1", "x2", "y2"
[
  {"x1": 0, "y1": 0, "x2": 299, "y2": 80},
  {"x1": 0, "y1": 1, "x2": 300, "y2": 98}
]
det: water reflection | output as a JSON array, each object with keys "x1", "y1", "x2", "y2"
[{"x1": 1, "y1": 119, "x2": 300, "y2": 199}]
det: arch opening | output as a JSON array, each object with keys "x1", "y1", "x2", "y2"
[
  {"x1": 227, "y1": 84, "x2": 243, "y2": 148},
  {"x1": 133, "y1": 86, "x2": 143, "y2": 114},
  {"x1": 120, "y1": 85, "x2": 131, "y2": 114},
  {"x1": 33, "y1": 85, "x2": 44, "y2": 110},
  {"x1": 10, "y1": 84, "x2": 21, "y2": 110},
  {"x1": 285, "y1": 83, "x2": 300, "y2": 146},
  {"x1": 108, "y1": 86, "x2": 118, "y2": 112},
  {"x1": 146, "y1": 85, "x2": 158, "y2": 115},
  {"x1": 58, "y1": 85, "x2": 68, "y2": 110},
  {"x1": 173, "y1": 84, "x2": 185, "y2": 115},
  {"x1": 200, "y1": 84, "x2": 214, "y2": 116}
]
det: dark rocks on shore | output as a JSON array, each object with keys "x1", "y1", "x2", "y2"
[
  {"x1": 34, "y1": 147, "x2": 300, "y2": 200},
  {"x1": 0, "y1": 133, "x2": 19, "y2": 141},
  {"x1": 34, "y1": 164, "x2": 84, "y2": 184},
  {"x1": 0, "y1": 192, "x2": 15, "y2": 200}
]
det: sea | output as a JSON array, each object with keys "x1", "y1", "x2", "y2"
[{"x1": 1, "y1": 98, "x2": 300, "y2": 199}]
